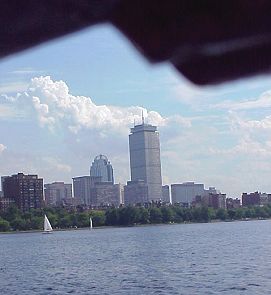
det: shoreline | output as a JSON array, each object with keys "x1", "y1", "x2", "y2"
[{"x1": 0, "y1": 217, "x2": 269, "y2": 234}]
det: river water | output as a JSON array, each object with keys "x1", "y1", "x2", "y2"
[{"x1": 1, "y1": 220, "x2": 271, "y2": 294}]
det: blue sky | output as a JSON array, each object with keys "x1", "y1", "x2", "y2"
[{"x1": 1, "y1": 24, "x2": 271, "y2": 197}]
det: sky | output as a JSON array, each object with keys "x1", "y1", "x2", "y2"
[{"x1": 1, "y1": 24, "x2": 271, "y2": 197}]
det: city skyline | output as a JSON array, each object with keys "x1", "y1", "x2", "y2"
[{"x1": 1, "y1": 24, "x2": 271, "y2": 197}]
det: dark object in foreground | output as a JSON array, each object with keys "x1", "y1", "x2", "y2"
[{"x1": 2, "y1": 1, "x2": 271, "y2": 85}]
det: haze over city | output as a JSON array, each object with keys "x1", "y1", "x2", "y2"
[{"x1": 1, "y1": 24, "x2": 271, "y2": 197}]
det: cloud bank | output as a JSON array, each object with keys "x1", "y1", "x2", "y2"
[{"x1": 2, "y1": 76, "x2": 190, "y2": 134}]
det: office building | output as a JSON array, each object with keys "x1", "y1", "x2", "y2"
[
  {"x1": 124, "y1": 180, "x2": 149, "y2": 205},
  {"x1": 2, "y1": 173, "x2": 43, "y2": 211},
  {"x1": 72, "y1": 175, "x2": 103, "y2": 205},
  {"x1": 44, "y1": 182, "x2": 72, "y2": 206},
  {"x1": 90, "y1": 154, "x2": 114, "y2": 183},
  {"x1": 171, "y1": 182, "x2": 205, "y2": 205},
  {"x1": 226, "y1": 198, "x2": 241, "y2": 209},
  {"x1": 162, "y1": 185, "x2": 170, "y2": 203},
  {"x1": 73, "y1": 176, "x2": 92, "y2": 205},
  {"x1": 202, "y1": 193, "x2": 226, "y2": 209},
  {"x1": 129, "y1": 122, "x2": 162, "y2": 202},
  {"x1": 90, "y1": 183, "x2": 123, "y2": 207},
  {"x1": 242, "y1": 192, "x2": 261, "y2": 207}
]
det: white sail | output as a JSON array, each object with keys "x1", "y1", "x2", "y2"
[
  {"x1": 90, "y1": 217, "x2": 93, "y2": 229},
  {"x1": 44, "y1": 215, "x2": 53, "y2": 232}
]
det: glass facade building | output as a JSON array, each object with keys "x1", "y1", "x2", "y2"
[{"x1": 90, "y1": 155, "x2": 114, "y2": 184}]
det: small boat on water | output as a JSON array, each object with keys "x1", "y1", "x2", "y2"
[
  {"x1": 43, "y1": 214, "x2": 53, "y2": 234},
  {"x1": 90, "y1": 217, "x2": 93, "y2": 230}
]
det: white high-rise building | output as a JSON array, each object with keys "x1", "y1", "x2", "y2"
[
  {"x1": 171, "y1": 182, "x2": 205, "y2": 205},
  {"x1": 128, "y1": 122, "x2": 162, "y2": 202},
  {"x1": 90, "y1": 154, "x2": 114, "y2": 184}
]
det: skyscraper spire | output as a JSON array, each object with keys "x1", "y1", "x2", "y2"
[{"x1": 141, "y1": 109, "x2": 145, "y2": 125}]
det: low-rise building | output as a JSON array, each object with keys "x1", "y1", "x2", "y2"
[
  {"x1": 162, "y1": 185, "x2": 170, "y2": 203},
  {"x1": 259, "y1": 193, "x2": 271, "y2": 206},
  {"x1": 90, "y1": 182, "x2": 123, "y2": 207},
  {"x1": 226, "y1": 198, "x2": 241, "y2": 209},
  {"x1": 202, "y1": 193, "x2": 226, "y2": 209},
  {"x1": 242, "y1": 192, "x2": 260, "y2": 207},
  {"x1": 124, "y1": 180, "x2": 149, "y2": 205}
]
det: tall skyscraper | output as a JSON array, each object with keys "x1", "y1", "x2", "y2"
[
  {"x1": 90, "y1": 154, "x2": 114, "y2": 184},
  {"x1": 128, "y1": 121, "x2": 162, "y2": 202}
]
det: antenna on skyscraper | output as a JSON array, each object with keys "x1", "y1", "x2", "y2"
[{"x1": 141, "y1": 109, "x2": 145, "y2": 125}]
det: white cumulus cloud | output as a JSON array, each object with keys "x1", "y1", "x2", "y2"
[
  {"x1": 2, "y1": 76, "x2": 190, "y2": 134},
  {"x1": 0, "y1": 144, "x2": 6, "y2": 154}
]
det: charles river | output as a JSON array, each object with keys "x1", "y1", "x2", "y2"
[{"x1": 1, "y1": 220, "x2": 271, "y2": 295}]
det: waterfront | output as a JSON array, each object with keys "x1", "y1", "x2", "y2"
[{"x1": 1, "y1": 220, "x2": 271, "y2": 294}]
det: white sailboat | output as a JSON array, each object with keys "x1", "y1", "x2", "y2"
[
  {"x1": 43, "y1": 214, "x2": 53, "y2": 233},
  {"x1": 90, "y1": 217, "x2": 93, "y2": 230}
]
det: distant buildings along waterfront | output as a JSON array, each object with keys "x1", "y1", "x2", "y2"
[
  {"x1": 90, "y1": 154, "x2": 114, "y2": 183},
  {"x1": 1, "y1": 173, "x2": 43, "y2": 211},
  {"x1": 73, "y1": 176, "x2": 92, "y2": 205},
  {"x1": 5, "y1": 123, "x2": 271, "y2": 213},
  {"x1": 73, "y1": 154, "x2": 122, "y2": 207},
  {"x1": 44, "y1": 182, "x2": 72, "y2": 207},
  {"x1": 171, "y1": 182, "x2": 205, "y2": 205}
]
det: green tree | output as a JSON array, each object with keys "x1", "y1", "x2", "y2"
[
  {"x1": 161, "y1": 207, "x2": 175, "y2": 223},
  {"x1": 30, "y1": 216, "x2": 43, "y2": 229},
  {"x1": 10, "y1": 217, "x2": 28, "y2": 231},
  {"x1": 208, "y1": 208, "x2": 216, "y2": 220},
  {"x1": 228, "y1": 209, "x2": 236, "y2": 220},
  {"x1": 172, "y1": 207, "x2": 184, "y2": 223},
  {"x1": 59, "y1": 215, "x2": 72, "y2": 228},
  {"x1": 119, "y1": 207, "x2": 138, "y2": 225},
  {"x1": 3, "y1": 204, "x2": 21, "y2": 222},
  {"x1": 216, "y1": 208, "x2": 228, "y2": 221},
  {"x1": 149, "y1": 207, "x2": 162, "y2": 223},
  {"x1": 76, "y1": 212, "x2": 90, "y2": 227},
  {"x1": 105, "y1": 208, "x2": 119, "y2": 225},
  {"x1": 138, "y1": 208, "x2": 150, "y2": 224},
  {"x1": 0, "y1": 218, "x2": 10, "y2": 231},
  {"x1": 200, "y1": 206, "x2": 210, "y2": 222},
  {"x1": 235, "y1": 208, "x2": 244, "y2": 219},
  {"x1": 183, "y1": 208, "x2": 193, "y2": 222},
  {"x1": 91, "y1": 211, "x2": 105, "y2": 226}
]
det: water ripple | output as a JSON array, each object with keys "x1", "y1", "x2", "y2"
[{"x1": 1, "y1": 221, "x2": 271, "y2": 294}]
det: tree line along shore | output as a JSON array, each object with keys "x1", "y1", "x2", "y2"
[{"x1": 0, "y1": 204, "x2": 271, "y2": 232}]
